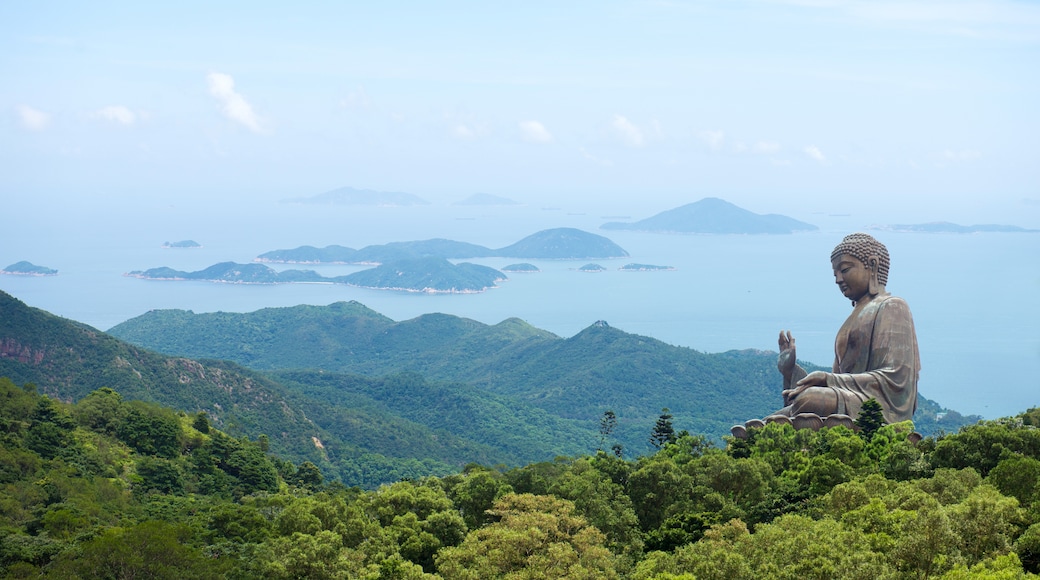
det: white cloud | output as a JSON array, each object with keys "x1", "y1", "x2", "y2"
[
  {"x1": 17, "y1": 105, "x2": 50, "y2": 131},
  {"x1": 519, "y1": 120, "x2": 553, "y2": 143},
  {"x1": 340, "y1": 87, "x2": 372, "y2": 109},
  {"x1": 452, "y1": 125, "x2": 476, "y2": 140},
  {"x1": 611, "y1": 115, "x2": 644, "y2": 147},
  {"x1": 579, "y1": 147, "x2": 613, "y2": 167},
  {"x1": 698, "y1": 130, "x2": 725, "y2": 151},
  {"x1": 451, "y1": 123, "x2": 490, "y2": 140},
  {"x1": 92, "y1": 105, "x2": 137, "y2": 125},
  {"x1": 207, "y1": 72, "x2": 263, "y2": 133},
  {"x1": 753, "y1": 141, "x2": 781, "y2": 154},
  {"x1": 804, "y1": 145, "x2": 826, "y2": 162}
]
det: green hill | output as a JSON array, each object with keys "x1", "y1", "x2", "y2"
[
  {"x1": 601, "y1": 197, "x2": 818, "y2": 234},
  {"x1": 108, "y1": 302, "x2": 980, "y2": 450},
  {"x1": 496, "y1": 227, "x2": 629, "y2": 259},
  {"x1": 0, "y1": 291, "x2": 597, "y2": 486},
  {"x1": 256, "y1": 227, "x2": 629, "y2": 264},
  {"x1": 1, "y1": 261, "x2": 58, "y2": 276},
  {"x1": 125, "y1": 261, "x2": 325, "y2": 284},
  {"x1": 336, "y1": 257, "x2": 505, "y2": 293}
]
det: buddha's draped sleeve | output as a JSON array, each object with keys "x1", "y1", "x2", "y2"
[{"x1": 826, "y1": 296, "x2": 920, "y2": 423}]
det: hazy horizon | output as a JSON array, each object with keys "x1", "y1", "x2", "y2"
[{"x1": 3, "y1": 1, "x2": 1039, "y2": 227}]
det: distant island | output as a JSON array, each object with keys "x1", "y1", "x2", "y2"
[
  {"x1": 501, "y1": 263, "x2": 540, "y2": 273},
  {"x1": 341, "y1": 257, "x2": 505, "y2": 293},
  {"x1": 577, "y1": 263, "x2": 606, "y2": 272},
  {"x1": 869, "y1": 221, "x2": 1040, "y2": 234},
  {"x1": 256, "y1": 228, "x2": 629, "y2": 264},
  {"x1": 619, "y1": 263, "x2": 675, "y2": 271},
  {"x1": 284, "y1": 186, "x2": 431, "y2": 207},
  {"x1": 125, "y1": 262, "x2": 324, "y2": 285},
  {"x1": 601, "y1": 197, "x2": 818, "y2": 234},
  {"x1": 161, "y1": 240, "x2": 202, "y2": 248},
  {"x1": 452, "y1": 193, "x2": 520, "y2": 206},
  {"x1": 126, "y1": 259, "x2": 505, "y2": 293},
  {"x1": 1, "y1": 261, "x2": 57, "y2": 276}
]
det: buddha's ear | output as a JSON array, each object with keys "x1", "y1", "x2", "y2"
[{"x1": 868, "y1": 257, "x2": 881, "y2": 295}]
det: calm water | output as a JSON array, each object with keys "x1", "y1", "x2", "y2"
[{"x1": 2, "y1": 196, "x2": 1038, "y2": 419}]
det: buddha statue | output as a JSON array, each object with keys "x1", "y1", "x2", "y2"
[{"x1": 732, "y1": 233, "x2": 920, "y2": 437}]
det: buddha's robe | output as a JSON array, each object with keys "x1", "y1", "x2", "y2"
[{"x1": 821, "y1": 293, "x2": 920, "y2": 423}]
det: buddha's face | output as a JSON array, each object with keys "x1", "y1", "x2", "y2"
[{"x1": 831, "y1": 254, "x2": 872, "y2": 302}]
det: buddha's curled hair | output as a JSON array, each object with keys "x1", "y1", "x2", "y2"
[{"x1": 831, "y1": 232, "x2": 890, "y2": 286}]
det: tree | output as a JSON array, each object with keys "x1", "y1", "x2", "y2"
[
  {"x1": 436, "y1": 493, "x2": 618, "y2": 579},
  {"x1": 24, "y1": 397, "x2": 77, "y2": 460},
  {"x1": 599, "y1": 409, "x2": 618, "y2": 449},
  {"x1": 192, "y1": 411, "x2": 210, "y2": 434},
  {"x1": 46, "y1": 521, "x2": 224, "y2": 579},
  {"x1": 294, "y1": 461, "x2": 324, "y2": 490},
  {"x1": 650, "y1": 408, "x2": 677, "y2": 449},
  {"x1": 855, "y1": 398, "x2": 885, "y2": 441},
  {"x1": 73, "y1": 387, "x2": 127, "y2": 435},
  {"x1": 116, "y1": 401, "x2": 183, "y2": 458}
]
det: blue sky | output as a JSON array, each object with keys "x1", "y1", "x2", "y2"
[{"x1": 3, "y1": 0, "x2": 1038, "y2": 223}]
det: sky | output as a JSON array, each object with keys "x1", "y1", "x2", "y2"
[{"x1": 2, "y1": 0, "x2": 1039, "y2": 224}]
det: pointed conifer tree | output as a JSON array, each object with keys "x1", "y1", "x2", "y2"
[
  {"x1": 855, "y1": 398, "x2": 885, "y2": 441},
  {"x1": 650, "y1": 407, "x2": 677, "y2": 449},
  {"x1": 599, "y1": 410, "x2": 618, "y2": 452}
]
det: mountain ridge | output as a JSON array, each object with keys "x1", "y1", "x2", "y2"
[{"x1": 601, "y1": 197, "x2": 818, "y2": 234}]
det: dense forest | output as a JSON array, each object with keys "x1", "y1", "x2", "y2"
[{"x1": 1, "y1": 376, "x2": 1038, "y2": 578}]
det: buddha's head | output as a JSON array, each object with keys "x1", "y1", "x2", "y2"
[{"x1": 830, "y1": 233, "x2": 890, "y2": 304}]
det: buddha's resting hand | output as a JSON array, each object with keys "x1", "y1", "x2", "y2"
[
  {"x1": 782, "y1": 370, "x2": 831, "y2": 401},
  {"x1": 777, "y1": 330, "x2": 796, "y2": 380}
]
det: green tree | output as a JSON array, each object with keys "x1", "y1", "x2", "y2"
[
  {"x1": 447, "y1": 467, "x2": 513, "y2": 529},
  {"x1": 24, "y1": 397, "x2": 76, "y2": 460},
  {"x1": 46, "y1": 521, "x2": 224, "y2": 579},
  {"x1": 294, "y1": 460, "x2": 324, "y2": 490},
  {"x1": 73, "y1": 387, "x2": 128, "y2": 435},
  {"x1": 600, "y1": 410, "x2": 618, "y2": 451},
  {"x1": 855, "y1": 398, "x2": 885, "y2": 441},
  {"x1": 116, "y1": 401, "x2": 183, "y2": 458},
  {"x1": 136, "y1": 456, "x2": 185, "y2": 495},
  {"x1": 192, "y1": 411, "x2": 210, "y2": 434},
  {"x1": 988, "y1": 456, "x2": 1040, "y2": 507},
  {"x1": 1015, "y1": 523, "x2": 1040, "y2": 574},
  {"x1": 436, "y1": 493, "x2": 618, "y2": 579},
  {"x1": 650, "y1": 408, "x2": 677, "y2": 449}
]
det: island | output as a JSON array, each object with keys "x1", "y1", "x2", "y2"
[
  {"x1": 256, "y1": 228, "x2": 629, "y2": 264},
  {"x1": 869, "y1": 221, "x2": 1039, "y2": 234},
  {"x1": 284, "y1": 186, "x2": 431, "y2": 206},
  {"x1": 162, "y1": 240, "x2": 202, "y2": 248},
  {"x1": 1, "y1": 261, "x2": 58, "y2": 276},
  {"x1": 125, "y1": 262, "x2": 324, "y2": 284},
  {"x1": 256, "y1": 245, "x2": 359, "y2": 264},
  {"x1": 601, "y1": 197, "x2": 818, "y2": 234},
  {"x1": 577, "y1": 263, "x2": 606, "y2": 272},
  {"x1": 339, "y1": 257, "x2": 505, "y2": 293},
  {"x1": 501, "y1": 263, "x2": 540, "y2": 273},
  {"x1": 619, "y1": 263, "x2": 675, "y2": 271},
  {"x1": 452, "y1": 193, "x2": 521, "y2": 206},
  {"x1": 126, "y1": 259, "x2": 505, "y2": 294}
]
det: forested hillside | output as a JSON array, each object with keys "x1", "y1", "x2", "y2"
[
  {"x1": 0, "y1": 291, "x2": 596, "y2": 487},
  {"x1": 1, "y1": 376, "x2": 1037, "y2": 578},
  {"x1": 108, "y1": 302, "x2": 980, "y2": 445}
]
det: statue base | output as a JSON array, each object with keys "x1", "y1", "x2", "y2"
[{"x1": 730, "y1": 413, "x2": 854, "y2": 439}]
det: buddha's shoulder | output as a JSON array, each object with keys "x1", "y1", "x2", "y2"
[{"x1": 875, "y1": 294, "x2": 914, "y2": 313}]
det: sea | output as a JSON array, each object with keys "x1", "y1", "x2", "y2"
[{"x1": 2, "y1": 195, "x2": 1038, "y2": 420}]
